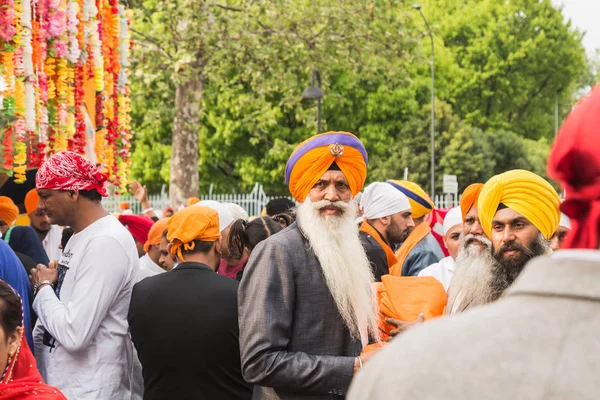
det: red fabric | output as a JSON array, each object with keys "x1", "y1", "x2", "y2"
[
  {"x1": 548, "y1": 84, "x2": 600, "y2": 249},
  {"x1": 428, "y1": 208, "x2": 450, "y2": 258},
  {"x1": 218, "y1": 258, "x2": 247, "y2": 279},
  {"x1": 36, "y1": 151, "x2": 109, "y2": 197},
  {"x1": 118, "y1": 215, "x2": 154, "y2": 244},
  {"x1": 0, "y1": 337, "x2": 66, "y2": 399}
]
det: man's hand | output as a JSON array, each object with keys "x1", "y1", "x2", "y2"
[
  {"x1": 386, "y1": 313, "x2": 425, "y2": 340},
  {"x1": 30, "y1": 263, "x2": 59, "y2": 287},
  {"x1": 129, "y1": 181, "x2": 148, "y2": 204},
  {"x1": 354, "y1": 342, "x2": 390, "y2": 374}
]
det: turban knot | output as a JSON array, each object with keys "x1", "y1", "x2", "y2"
[
  {"x1": 459, "y1": 183, "x2": 484, "y2": 221},
  {"x1": 0, "y1": 196, "x2": 19, "y2": 227},
  {"x1": 478, "y1": 169, "x2": 560, "y2": 240},
  {"x1": 548, "y1": 84, "x2": 600, "y2": 249},
  {"x1": 386, "y1": 180, "x2": 434, "y2": 219},
  {"x1": 167, "y1": 205, "x2": 221, "y2": 262},
  {"x1": 36, "y1": 151, "x2": 109, "y2": 197},
  {"x1": 285, "y1": 132, "x2": 368, "y2": 202}
]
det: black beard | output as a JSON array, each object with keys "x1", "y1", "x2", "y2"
[{"x1": 489, "y1": 236, "x2": 547, "y2": 300}]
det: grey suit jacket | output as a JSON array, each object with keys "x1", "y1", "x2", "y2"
[
  {"x1": 348, "y1": 252, "x2": 600, "y2": 399},
  {"x1": 238, "y1": 222, "x2": 361, "y2": 399}
]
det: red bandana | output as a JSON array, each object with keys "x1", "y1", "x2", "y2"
[{"x1": 36, "y1": 151, "x2": 109, "y2": 197}]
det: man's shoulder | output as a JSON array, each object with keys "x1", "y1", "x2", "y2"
[{"x1": 256, "y1": 222, "x2": 304, "y2": 250}]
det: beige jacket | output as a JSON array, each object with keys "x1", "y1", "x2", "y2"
[{"x1": 348, "y1": 251, "x2": 600, "y2": 400}]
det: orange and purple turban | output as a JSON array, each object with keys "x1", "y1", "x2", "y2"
[
  {"x1": 459, "y1": 183, "x2": 484, "y2": 222},
  {"x1": 285, "y1": 132, "x2": 368, "y2": 202}
]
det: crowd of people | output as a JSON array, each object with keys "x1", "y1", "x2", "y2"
[{"x1": 0, "y1": 83, "x2": 597, "y2": 399}]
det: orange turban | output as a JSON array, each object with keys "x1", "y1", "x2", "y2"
[
  {"x1": 119, "y1": 202, "x2": 130, "y2": 211},
  {"x1": 24, "y1": 189, "x2": 40, "y2": 215},
  {"x1": 459, "y1": 183, "x2": 484, "y2": 221},
  {"x1": 167, "y1": 205, "x2": 220, "y2": 261},
  {"x1": 0, "y1": 196, "x2": 19, "y2": 227},
  {"x1": 186, "y1": 197, "x2": 200, "y2": 207},
  {"x1": 386, "y1": 180, "x2": 434, "y2": 219},
  {"x1": 478, "y1": 170, "x2": 560, "y2": 239},
  {"x1": 144, "y1": 218, "x2": 170, "y2": 253},
  {"x1": 285, "y1": 132, "x2": 368, "y2": 202}
]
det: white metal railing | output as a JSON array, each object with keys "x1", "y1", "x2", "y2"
[{"x1": 102, "y1": 183, "x2": 291, "y2": 217}]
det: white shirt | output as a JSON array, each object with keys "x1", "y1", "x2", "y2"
[
  {"x1": 33, "y1": 215, "x2": 139, "y2": 400},
  {"x1": 418, "y1": 256, "x2": 456, "y2": 292},
  {"x1": 41, "y1": 224, "x2": 63, "y2": 263},
  {"x1": 137, "y1": 253, "x2": 165, "y2": 281}
]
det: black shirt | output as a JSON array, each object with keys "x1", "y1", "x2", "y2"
[
  {"x1": 359, "y1": 228, "x2": 390, "y2": 282},
  {"x1": 128, "y1": 262, "x2": 252, "y2": 400}
]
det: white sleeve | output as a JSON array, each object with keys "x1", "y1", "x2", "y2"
[{"x1": 33, "y1": 236, "x2": 131, "y2": 352}]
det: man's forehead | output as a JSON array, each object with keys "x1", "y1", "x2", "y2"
[
  {"x1": 318, "y1": 170, "x2": 348, "y2": 182},
  {"x1": 492, "y1": 207, "x2": 528, "y2": 222},
  {"x1": 466, "y1": 206, "x2": 479, "y2": 218},
  {"x1": 446, "y1": 224, "x2": 463, "y2": 237}
]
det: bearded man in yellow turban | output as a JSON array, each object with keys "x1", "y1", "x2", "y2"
[
  {"x1": 239, "y1": 132, "x2": 382, "y2": 399},
  {"x1": 386, "y1": 180, "x2": 444, "y2": 276}
]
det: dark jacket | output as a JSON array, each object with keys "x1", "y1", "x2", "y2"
[
  {"x1": 128, "y1": 262, "x2": 252, "y2": 400},
  {"x1": 238, "y1": 222, "x2": 361, "y2": 399},
  {"x1": 359, "y1": 230, "x2": 389, "y2": 282}
]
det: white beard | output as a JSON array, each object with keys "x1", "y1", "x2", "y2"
[
  {"x1": 296, "y1": 198, "x2": 380, "y2": 345},
  {"x1": 446, "y1": 234, "x2": 497, "y2": 314}
]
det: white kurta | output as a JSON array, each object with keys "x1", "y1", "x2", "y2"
[
  {"x1": 137, "y1": 253, "x2": 165, "y2": 281},
  {"x1": 33, "y1": 215, "x2": 139, "y2": 400},
  {"x1": 41, "y1": 224, "x2": 63, "y2": 263},
  {"x1": 418, "y1": 256, "x2": 456, "y2": 292}
]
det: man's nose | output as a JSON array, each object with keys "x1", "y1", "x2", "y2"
[{"x1": 322, "y1": 184, "x2": 340, "y2": 202}]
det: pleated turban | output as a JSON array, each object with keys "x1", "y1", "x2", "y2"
[
  {"x1": 285, "y1": 132, "x2": 368, "y2": 202},
  {"x1": 459, "y1": 183, "x2": 484, "y2": 221},
  {"x1": 477, "y1": 170, "x2": 560, "y2": 240},
  {"x1": 386, "y1": 180, "x2": 434, "y2": 219},
  {"x1": 548, "y1": 84, "x2": 600, "y2": 249},
  {"x1": 0, "y1": 197, "x2": 19, "y2": 227}
]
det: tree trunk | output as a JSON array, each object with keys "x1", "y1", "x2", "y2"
[{"x1": 169, "y1": 72, "x2": 203, "y2": 208}]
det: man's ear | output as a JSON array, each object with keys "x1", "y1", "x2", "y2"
[
  {"x1": 378, "y1": 216, "x2": 391, "y2": 226},
  {"x1": 214, "y1": 238, "x2": 222, "y2": 255},
  {"x1": 70, "y1": 189, "x2": 80, "y2": 202}
]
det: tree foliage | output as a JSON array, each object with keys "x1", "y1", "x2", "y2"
[{"x1": 129, "y1": 0, "x2": 591, "y2": 196}]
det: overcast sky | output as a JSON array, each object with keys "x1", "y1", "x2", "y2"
[{"x1": 553, "y1": 0, "x2": 600, "y2": 54}]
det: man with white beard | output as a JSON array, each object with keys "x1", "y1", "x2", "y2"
[{"x1": 238, "y1": 132, "x2": 381, "y2": 399}]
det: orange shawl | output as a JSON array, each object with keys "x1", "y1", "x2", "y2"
[
  {"x1": 391, "y1": 221, "x2": 431, "y2": 276},
  {"x1": 375, "y1": 275, "x2": 447, "y2": 341},
  {"x1": 360, "y1": 222, "x2": 398, "y2": 271}
]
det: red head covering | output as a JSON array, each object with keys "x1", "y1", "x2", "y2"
[
  {"x1": 36, "y1": 151, "x2": 109, "y2": 197},
  {"x1": 118, "y1": 215, "x2": 154, "y2": 244},
  {"x1": 548, "y1": 84, "x2": 600, "y2": 249}
]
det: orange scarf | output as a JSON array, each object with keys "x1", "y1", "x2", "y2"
[
  {"x1": 391, "y1": 222, "x2": 431, "y2": 276},
  {"x1": 360, "y1": 222, "x2": 398, "y2": 271}
]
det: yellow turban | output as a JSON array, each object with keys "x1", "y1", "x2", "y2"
[
  {"x1": 386, "y1": 180, "x2": 434, "y2": 219},
  {"x1": 285, "y1": 132, "x2": 368, "y2": 202},
  {"x1": 477, "y1": 170, "x2": 560, "y2": 239},
  {"x1": 167, "y1": 205, "x2": 221, "y2": 261},
  {"x1": 144, "y1": 218, "x2": 170, "y2": 253},
  {"x1": 0, "y1": 196, "x2": 19, "y2": 227},
  {"x1": 186, "y1": 197, "x2": 200, "y2": 207}
]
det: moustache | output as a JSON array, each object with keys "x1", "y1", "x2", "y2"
[
  {"x1": 310, "y1": 200, "x2": 351, "y2": 214},
  {"x1": 462, "y1": 234, "x2": 492, "y2": 249},
  {"x1": 494, "y1": 241, "x2": 534, "y2": 258}
]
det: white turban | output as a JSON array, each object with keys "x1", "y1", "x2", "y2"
[
  {"x1": 195, "y1": 200, "x2": 234, "y2": 232},
  {"x1": 360, "y1": 182, "x2": 411, "y2": 221},
  {"x1": 443, "y1": 206, "x2": 463, "y2": 235},
  {"x1": 559, "y1": 213, "x2": 571, "y2": 229},
  {"x1": 224, "y1": 203, "x2": 249, "y2": 222}
]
